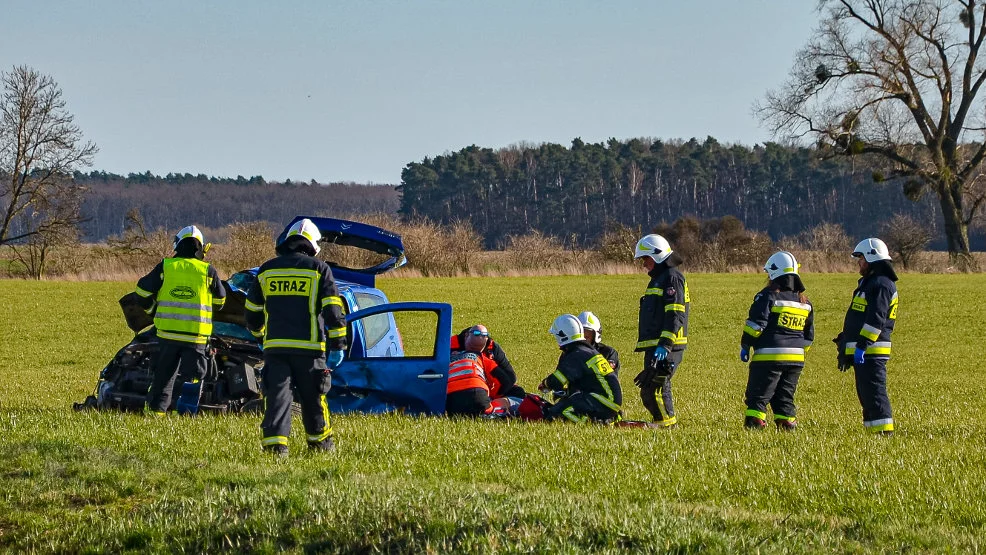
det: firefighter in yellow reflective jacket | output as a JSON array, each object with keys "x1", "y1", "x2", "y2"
[
  {"x1": 836, "y1": 238, "x2": 899, "y2": 436},
  {"x1": 135, "y1": 225, "x2": 226, "y2": 414},
  {"x1": 245, "y1": 219, "x2": 347, "y2": 457},
  {"x1": 740, "y1": 251, "x2": 814, "y2": 431},
  {"x1": 632, "y1": 234, "x2": 689, "y2": 427},
  {"x1": 539, "y1": 314, "x2": 622, "y2": 423}
]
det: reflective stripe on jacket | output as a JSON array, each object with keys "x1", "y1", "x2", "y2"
[
  {"x1": 741, "y1": 288, "x2": 815, "y2": 365},
  {"x1": 447, "y1": 352, "x2": 490, "y2": 394},
  {"x1": 449, "y1": 335, "x2": 517, "y2": 398},
  {"x1": 543, "y1": 342, "x2": 622, "y2": 414},
  {"x1": 244, "y1": 252, "x2": 348, "y2": 355},
  {"x1": 841, "y1": 274, "x2": 898, "y2": 358},
  {"x1": 153, "y1": 258, "x2": 215, "y2": 344},
  {"x1": 636, "y1": 266, "x2": 689, "y2": 351}
]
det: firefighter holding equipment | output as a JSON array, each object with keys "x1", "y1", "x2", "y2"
[
  {"x1": 539, "y1": 314, "x2": 622, "y2": 423},
  {"x1": 136, "y1": 225, "x2": 226, "y2": 415},
  {"x1": 836, "y1": 238, "x2": 899, "y2": 436},
  {"x1": 740, "y1": 251, "x2": 814, "y2": 430},
  {"x1": 632, "y1": 234, "x2": 689, "y2": 427},
  {"x1": 245, "y1": 218, "x2": 347, "y2": 456}
]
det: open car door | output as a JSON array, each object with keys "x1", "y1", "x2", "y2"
[{"x1": 328, "y1": 302, "x2": 451, "y2": 415}]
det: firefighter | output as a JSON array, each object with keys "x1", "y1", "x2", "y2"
[
  {"x1": 740, "y1": 251, "x2": 814, "y2": 431},
  {"x1": 631, "y1": 234, "x2": 689, "y2": 427},
  {"x1": 245, "y1": 218, "x2": 347, "y2": 457},
  {"x1": 450, "y1": 325, "x2": 525, "y2": 399},
  {"x1": 136, "y1": 226, "x2": 226, "y2": 415},
  {"x1": 835, "y1": 238, "x2": 899, "y2": 436},
  {"x1": 577, "y1": 311, "x2": 620, "y2": 375},
  {"x1": 539, "y1": 314, "x2": 622, "y2": 423}
]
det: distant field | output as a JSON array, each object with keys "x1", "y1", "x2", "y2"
[{"x1": 1, "y1": 274, "x2": 984, "y2": 552}]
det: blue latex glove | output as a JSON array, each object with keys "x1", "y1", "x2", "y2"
[
  {"x1": 327, "y1": 349, "x2": 345, "y2": 369},
  {"x1": 740, "y1": 347, "x2": 750, "y2": 363},
  {"x1": 854, "y1": 347, "x2": 866, "y2": 365},
  {"x1": 654, "y1": 346, "x2": 669, "y2": 361}
]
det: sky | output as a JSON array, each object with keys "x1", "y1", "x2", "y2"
[{"x1": 0, "y1": 1, "x2": 820, "y2": 185}]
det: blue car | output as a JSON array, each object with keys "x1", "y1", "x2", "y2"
[{"x1": 80, "y1": 217, "x2": 451, "y2": 416}]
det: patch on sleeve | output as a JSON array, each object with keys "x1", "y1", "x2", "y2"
[{"x1": 665, "y1": 287, "x2": 676, "y2": 297}]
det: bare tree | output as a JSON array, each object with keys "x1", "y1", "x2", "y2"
[
  {"x1": 882, "y1": 212, "x2": 932, "y2": 267},
  {"x1": 759, "y1": 0, "x2": 986, "y2": 269},
  {"x1": 0, "y1": 65, "x2": 96, "y2": 264}
]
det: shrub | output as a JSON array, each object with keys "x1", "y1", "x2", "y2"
[
  {"x1": 800, "y1": 222, "x2": 851, "y2": 256},
  {"x1": 400, "y1": 219, "x2": 482, "y2": 276},
  {"x1": 504, "y1": 231, "x2": 563, "y2": 270},
  {"x1": 882, "y1": 214, "x2": 931, "y2": 270},
  {"x1": 210, "y1": 221, "x2": 276, "y2": 274},
  {"x1": 597, "y1": 222, "x2": 643, "y2": 262},
  {"x1": 653, "y1": 216, "x2": 774, "y2": 271}
]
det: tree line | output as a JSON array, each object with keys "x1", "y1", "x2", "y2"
[
  {"x1": 397, "y1": 137, "x2": 966, "y2": 249},
  {"x1": 75, "y1": 171, "x2": 399, "y2": 241}
]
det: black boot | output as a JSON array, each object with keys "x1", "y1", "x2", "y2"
[
  {"x1": 775, "y1": 419, "x2": 797, "y2": 432},
  {"x1": 263, "y1": 444, "x2": 288, "y2": 458},
  {"x1": 308, "y1": 437, "x2": 336, "y2": 452},
  {"x1": 744, "y1": 416, "x2": 767, "y2": 430}
]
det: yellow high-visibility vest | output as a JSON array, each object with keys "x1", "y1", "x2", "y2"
[{"x1": 154, "y1": 258, "x2": 214, "y2": 344}]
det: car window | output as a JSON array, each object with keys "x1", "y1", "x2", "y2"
[
  {"x1": 354, "y1": 292, "x2": 389, "y2": 349},
  {"x1": 348, "y1": 308, "x2": 438, "y2": 359}
]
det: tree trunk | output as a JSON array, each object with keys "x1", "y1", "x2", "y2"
[{"x1": 937, "y1": 184, "x2": 976, "y2": 271}]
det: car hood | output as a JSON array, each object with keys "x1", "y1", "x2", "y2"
[{"x1": 279, "y1": 216, "x2": 406, "y2": 287}]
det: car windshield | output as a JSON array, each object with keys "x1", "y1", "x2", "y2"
[{"x1": 227, "y1": 271, "x2": 255, "y2": 292}]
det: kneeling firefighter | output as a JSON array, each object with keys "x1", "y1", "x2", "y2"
[
  {"x1": 538, "y1": 314, "x2": 622, "y2": 423},
  {"x1": 740, "y1": 251, "x2": 814, "y2": 430},
  {"x1": 577, "y1": 311, "x2": 620, "y2": 375},
  {"x1": 136, "y1": 225, "x2": 226, "y2": 415},
  {"x1": 245, "y1": 219, "x2": 347, "y2": 456}
]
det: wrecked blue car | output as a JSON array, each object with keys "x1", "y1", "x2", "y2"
[{"x1": 75, "y1": 216, "x2": 451, "y2": 416}]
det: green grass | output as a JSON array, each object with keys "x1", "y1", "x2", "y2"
[{"x1": 1, "y1": 274, "x2": 984, "y2": 553}]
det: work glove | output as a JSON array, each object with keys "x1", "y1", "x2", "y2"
[
  {"x1": 327, "y1": 349, "x2": 345, "y2": 369},
  {"x1": 633, "y1": 367, "x2": 654, "y2": 388},
  {"x1": 653, "y1": 346, "x2": 669, "y2": 361},
  {"x1": 740, "y1": 346, "x2": 750, "y2": 363},
  {"x1": 832, "y1": 333, "x2": 847, "y2": 371},
  {"x1": 634, "y1": 356, "x2": 673, "y2": 388},
  {"x1": 854, "y1": 347, "x2": 866, "y2": 366}
]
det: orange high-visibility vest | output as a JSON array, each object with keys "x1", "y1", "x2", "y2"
[{"x1": 447, "y1": 353, "x2": 489, "y2": 394}]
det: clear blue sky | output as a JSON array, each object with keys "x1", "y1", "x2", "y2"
[{"x1": 0, "y1": 1, "x2": 818, "y2": 184}]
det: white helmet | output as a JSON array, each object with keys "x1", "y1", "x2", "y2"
[
  {"x1": 173, "y1": 225, "x2": 204, "y2": 250},
  {"x1": 549, "y1": 314, "x2": 584, "y2": 347},
  {"x1": 764, "y1": 251, "x2": 800, "y2": 281},
  {"x1": 576, "y1": 311, "x2": 601, "y2": 343},
  {"x1": 283, "y1": 218, "x2": 322, "y2": 256},
  {"x1": 633, "y1": 234, "x2": 673, "y2": 263},
  {"x1": 852, "y1": 238, "x2": 891, "y2": 262}
]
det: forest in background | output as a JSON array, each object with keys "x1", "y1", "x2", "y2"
[
  {"x1": 53, "y1": 136, "x2": 986, "y2": 255},
  {"x1": 398, "y1": 137, "x2": 970, "y2": 250},
  {"x1": 74, "y1": 171, "x2": 399, "y2": 241}
]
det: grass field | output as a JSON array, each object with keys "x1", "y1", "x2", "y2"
[{"x1": 1, "y1": 273, "x2": 984, "y2": 552}]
